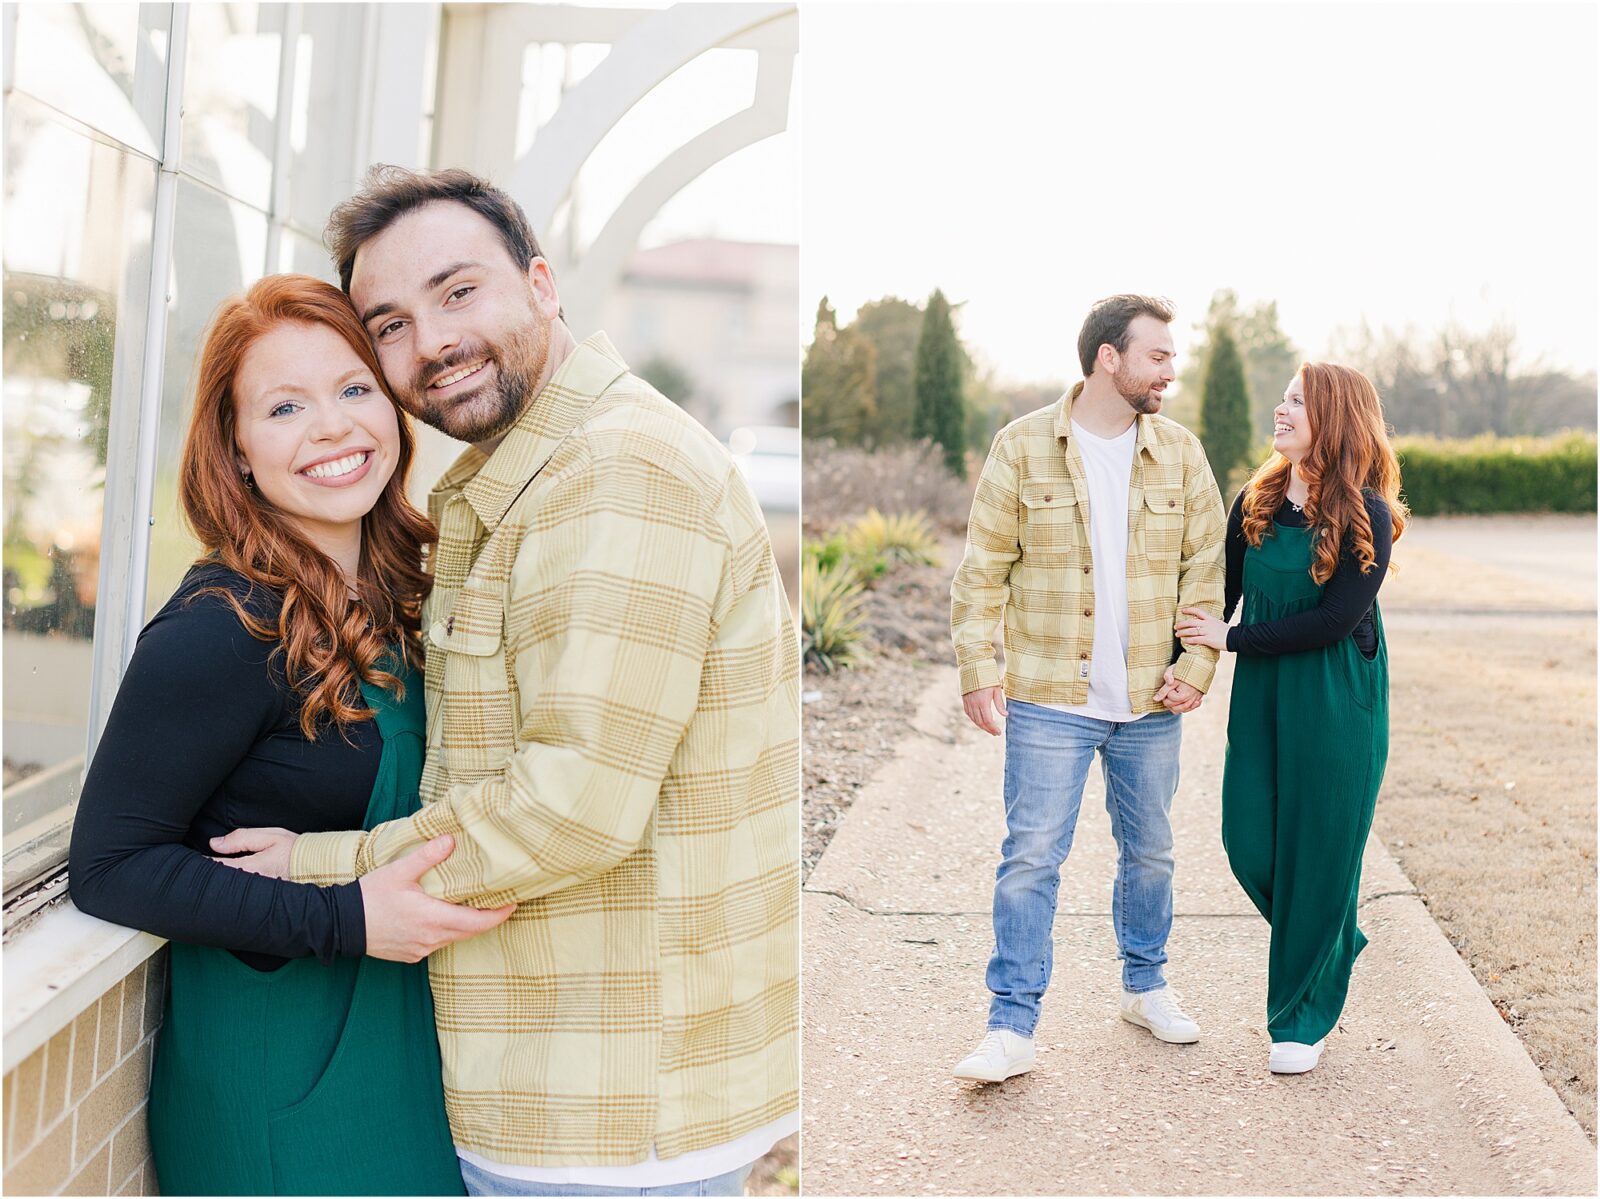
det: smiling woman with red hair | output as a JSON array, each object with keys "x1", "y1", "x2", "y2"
[
  {"x1": 68, "y1": 274, "x2": 509, "y2": 1195},
  {"x1": 1175, "y1": 361, "x2": 1408, "y2": 1076}
]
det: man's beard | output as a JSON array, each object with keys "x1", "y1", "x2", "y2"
[
  {"x1": 1113, "y1": 363, "x2": 1163, "y2": 415},
  {"x1": 404, "y1": 319, "x2": 550, "y2": 443}
]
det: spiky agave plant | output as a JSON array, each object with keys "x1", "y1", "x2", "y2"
[
  {"x1": 801, "y1": 555, "x2": 869, "y2": 672},
  {"x1": 844, "y1": 508, "x2": 941, "y2": 570}
]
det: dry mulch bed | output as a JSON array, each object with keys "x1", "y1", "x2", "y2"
[{"x1": 802, "y1": 535, "x2": 962, "y2": 879}]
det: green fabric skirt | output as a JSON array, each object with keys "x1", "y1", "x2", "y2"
[{"x1": 147, "y1": 668, "x2": 464, "y2": 1196}]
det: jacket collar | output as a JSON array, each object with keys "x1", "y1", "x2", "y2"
[
  {"x1": 1053, "y1": 380, "x2": 1167, "y2": 465},
  {"x1": 428, "y1": 332, "x2": 630, "y2": 532}
]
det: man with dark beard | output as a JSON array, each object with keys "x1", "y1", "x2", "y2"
[
  {"x1": 213, "y1": 167, "x2": 798, "y2": 1195},
  {"x1": 948, "y1": 295, "x2": 1226, "y2": 1082}
]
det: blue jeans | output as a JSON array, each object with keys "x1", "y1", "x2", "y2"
[
  {"x1": 987, "y1": 701, "x2": 1182, "y2": 1035},
  {"x1": 459, "y1": 1158, "x2": 752, "y2": 1197}
]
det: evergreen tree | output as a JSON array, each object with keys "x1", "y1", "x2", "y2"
[
  {"x1": 802, "y1": 297, "x2": 876, "y2": 444},
  {"x1": 1176, "y1": 290, "x2": 1298, "y2": 437},
  {"x1": 852, "y1": 296, "x2": 923, "y2": 446},
  {"x1": 1199, "y1": 325, "x2": 1252, "y2": 490},
  {"x1": 912, "y1": 290, "x2": 968, "y2": 478}
]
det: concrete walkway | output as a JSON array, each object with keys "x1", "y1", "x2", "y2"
[{"x1": 801, "y1": 655, "x2": 1597, "y2": 1196}]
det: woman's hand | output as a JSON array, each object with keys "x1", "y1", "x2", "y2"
[
  {"x1": 358, "y1": 835, "x2": 517, "y2": 962},
  {"x1": 210, "y1": 827, "x2": 298, "y2": 878},
  {"x1": 1174, "y1": 607, "x2": 1231, "y2": 652}
]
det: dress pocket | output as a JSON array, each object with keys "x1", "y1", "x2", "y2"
[
  {"x1": 1336, "y1": 636, "x2": 1384, "y2": 711},
  {"x1": 265, "y1": 961, "x2": 463, "y2": 1196}
]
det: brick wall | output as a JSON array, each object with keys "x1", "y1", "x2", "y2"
[{"x1": 4, "y1": 948, "x2": 166, "y2": 1196}]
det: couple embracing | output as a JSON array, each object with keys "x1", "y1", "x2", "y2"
[
  {"x1": 69, "y1": 167, "x2": 798, "y2": 1196},
  {"x1": 950, "y1": 295, "x2": 1406, "y2": 1082}
]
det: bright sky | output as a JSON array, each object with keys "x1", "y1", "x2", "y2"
[{"x1": 800, "y1": 2, "x2": 1599, "y2": 386}]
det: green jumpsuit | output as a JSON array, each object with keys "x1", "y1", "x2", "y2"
[
  {"x1": 1220, "y1": 519, "x2": 1389, "y2": 1045},
  {"x1": 147, "y1": 667, "x2": 465, "y2": 1196}
]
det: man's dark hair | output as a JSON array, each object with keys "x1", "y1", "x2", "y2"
[
  {"x1": 325, "y1": 165, "x2": 548, "y2": 295},
  {"x1": 1077, "y1": 294, "x2": 1176, "y2": 377}
]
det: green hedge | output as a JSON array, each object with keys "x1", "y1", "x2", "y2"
[{"x1": 1394, "y1": 433, "x2": 1596, "y2": 516}]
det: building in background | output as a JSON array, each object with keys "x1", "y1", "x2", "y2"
[
  {"x1": 1, "y1": 6, "x2": 797, "y2": 1195},
  {"x1": 606, "y1": 238, "x2": 799, "y2": 436}
]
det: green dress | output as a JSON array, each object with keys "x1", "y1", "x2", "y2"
[
  {"x1": 1220, "y1": 518, "x2": 1389, "y2": 1045},
  {"x1": 147, "y1": 667, "x2": 465, "y2": 1196}
]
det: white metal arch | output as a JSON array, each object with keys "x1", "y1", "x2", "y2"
[
  {"x1": 433, "y1": 3, "x2": 797, "y2": 329},
  {"x1": 557, "y1": 43, "x2": 794, "y2": 324}
]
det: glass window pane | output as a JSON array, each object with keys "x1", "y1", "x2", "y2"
[
  {"x1": 144, "y1": 178, "x2": 269, "y2": 619},
  {"x1": 277, "y1": 229, "x2": 336, "y2": 283},
  {"x1": 3, "y1": 99, "x2": 157, "y2": 878},
  {"x1": 284, "y1": 4, "x2": 365, "y2": 239},
  {"x1": 181, "y1": 2, "x2": 283, "y2": 209},
  {"x1": 10, "y1": 3, "x2": 170, "y2": 159}
]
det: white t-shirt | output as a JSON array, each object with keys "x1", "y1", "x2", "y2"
[
  {"x1": 456, "y1": 1111, "x2": 797, "y2": 1189},
  {"x1": 1037, "y1": 419, "x2": 1145, "y2": 723}
]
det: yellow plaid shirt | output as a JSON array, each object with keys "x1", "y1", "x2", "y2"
[
  {"x1": 951, "y1": 387, "x2": 1227, "y2": 708},
  {"x1": 290, "y1": 334, "x2": 799, "y2": 1165}
]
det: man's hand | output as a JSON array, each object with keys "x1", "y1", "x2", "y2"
[
  {"x1": 358, "y1": 835, "x2": 516, "y2": 962},
  {"x1": 1152, "y1": 665, "x2": 1204, "y2": 714},
  {"x1": 1174, "y1": 606, "x2": 1230, "y2": 652},
  {"x1": 962, "y1": 685, "x2": 1008, "y2": 736},
  {"x1": 211, "y1": 826, "x2": 297, "y2": 878}
]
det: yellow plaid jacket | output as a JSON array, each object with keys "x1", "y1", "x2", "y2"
[
  {"x1": 290, "y1": 335, "x2": 799, "y2": 1165},
  {"x1": 951, "y1": 387, "x2": 1226, "y2": 708}
]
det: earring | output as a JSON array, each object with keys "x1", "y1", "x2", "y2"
[{"x1": 241, "y1": 471, "x2": 255, "y2": 491}]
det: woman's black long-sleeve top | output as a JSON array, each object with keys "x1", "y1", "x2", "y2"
[
  {"x1": 69, "y1": 563, "x2": 375, "y2": 970},
  {"x1": 1221, "y1": 490, "x2": 1393, "y2": 657}
]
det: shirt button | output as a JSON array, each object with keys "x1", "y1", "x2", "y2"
[
  {"x1": 1168, "y1": 499, "x2": 1176, "y2": 507},
  {"x1": 1084, "y1": 609, "x2": 1093, "y2": 617},
  {"x1": 1043, "y1": 493, "x2": 1053, "y2": 502},
  {"x1": 1080, "y1": 651, "x2": 1090, "y2": 660},
  {"x1": 1082, "y1": 565, "x2": 1091, "y2": 574}
]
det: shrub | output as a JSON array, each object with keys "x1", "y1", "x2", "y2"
[
  {"x1": 1393, "y1": 433, "x2": 1596, "y2": 515},
  {"x1": 802, "y1": 533, "x2": 884, "y2": 585},
  {"x1": 801, "y1": 556, "x2": 869, "y2": 672},
  {"x1": 844, "y1": 509, "x2": 941, "y2": 569},
  {"x1": 802, "y1": 439, "x2": 974, "y2": 534}
]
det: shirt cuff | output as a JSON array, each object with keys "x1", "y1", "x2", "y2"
[
  {"x1": 958, "y1": 656, "x2": 1002, "y2": 695},
  {"x1": 290, "y1": 829, "x2": 366, "y2": 886},
  {"x1": 1170, "y1": 648, "x2": 1217, "y2": 693}
]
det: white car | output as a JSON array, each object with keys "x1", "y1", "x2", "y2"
[{"x1": 728, "y1": 425, "x2": 800, "y2": 515}]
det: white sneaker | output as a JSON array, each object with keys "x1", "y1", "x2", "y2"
[
  {"x1": 952, "y1": 1029, "x2": 1035, "y2": 1082},
  {"x1": 1269, "y1": 1038, "x2": 1325, "y2": 1074},
  {"x1": 1119, "y1": 985, "x2": 1201, "y2": 1044}
]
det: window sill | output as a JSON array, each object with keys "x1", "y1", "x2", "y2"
[{"x1": 2, "y1": 895, "x2": 165, "y2": 1073}]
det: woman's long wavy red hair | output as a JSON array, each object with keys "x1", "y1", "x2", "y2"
[
  {"x1": 178, "y1": 274, "x2": 435, "y2": 738},
  {"x1": 1240, "y1": 362, "x2": 1408, "y2": 584}
]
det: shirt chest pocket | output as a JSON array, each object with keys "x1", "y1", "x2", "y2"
[
  {"x1": 1018, "y1": 481, "x2": 1079, "y2": 566},
  {"x1": 1141, "y1": 486, "x2": 1185, "y2": 562},
  {"x1": 429, "y1": 586, "x2": 520, "y2": 780}
]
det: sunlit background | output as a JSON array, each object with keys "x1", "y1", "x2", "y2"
[{"x1": 800, "y1": 2, "x2": 1596, "y2": 451}]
